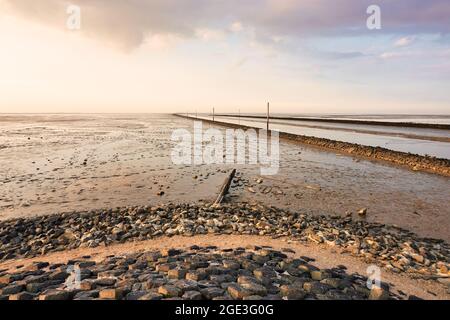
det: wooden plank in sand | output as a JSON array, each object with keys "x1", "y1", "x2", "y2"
[{"x1": 213, "y1": 169, "x2": 236, "y2": 206}]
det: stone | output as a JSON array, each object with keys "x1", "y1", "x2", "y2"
[
  {"x1": 9, "y1": 292, "x2": 35, "y2": 300},
  {"x1": 358, "y1": 208, "x2": 367, "y2": 217},
  {"x1": 298, "y1": 265, "x2": 310, "y2": 273},
  {"x1": 186, "y1": 271, "x2": 207, "y2": 281},
  {"x1": 75, "y1": 261, "x2": 96, "y2": 268},
  {"x1": 94, "y1": 278, "x2": 117, "y2": 286},
  {"x1": 239, "y1": 281, "x2": 267, "y2": 296},
  {"x1": 125, "y1": 291, "x2": 148, "y2": 300},
  {"x1": 280, "y1": 284, "x2": 306, "y2": 300},
  {"x1": 200, "y1": 287, "x2": 224, "y2": 299},
  {"x1": 138, "y1": 292, "x2": 163, "y2": 300},
  {"x1": 303, "y1": 282, "x2": 331, "y2": 295},
  {"x1": 223, "y1": 260, "x2": 240, "y2": 270},
  {"x1": 172, "y1": 279, "x2": 199, "y2": 292},
  {"x1": 253, "y1": 268, "x2": 277, "y2": 283},
  {"x1": 143, "y1": 278, "x2": 167, "y2": 290},
  {"x1": 252, "y1": 254, "x2": 270, "y2": 264},
  {"x1": 39, "y1": 290, "x2": 71, "y2": 300},
  {"x1": 48, "y1": 271, "x2": 69, "y2": 281},
  {"x1": 73, "y1": 290, "x2": 99, "y2": 300},
  {"x1": 310, "y1": 270, "x2": 324, "y2": 281},
  {"x1": 321, "y1": 278, "x2": 347, "y2": 289},
  {"x1": 1, "y1": 284, "x2": 25, "y2": 295},
  {"x1": 182, "y1": 291, "x2": 203, "y2": 300},
  {"x1": 24, "y1": 274, "x2": 49, "y2": 284},
  {"x1": 210, "y1": 274, "x2": 234, "y2": 283},
  {"x1": 158, "y1": 285, "x2": 182, "y2": 297},
  {"x1": 28, "y1": 280, "x2": 64, "y2": 293},
  {"x1": 227, "y1": 284, "x2": 251, "y2": 299},
  {"x1": 0, "y1": 275, "x2": 12, "y2": 285},
  {"x1": 160, "y1": 248, "x2": 181, "y2": 257},
  {"x1": 156, "y1": 263, "x2": 174, "y2": 273},
  {"x1": 79, "y1": 280, "x2": 95, "y2": 291},
  {"x1": 99, "y1": 288, "x2": 124, "y2": 300},
  {"x1": 144, "y1": 252, "x2": 162, "y2": 262},
  {"x1": 168, "y1": 268, "x2": 187, "y2": 279},
  {"x1": 26, "y1": 262, "x2": 49, "y2": 271}
]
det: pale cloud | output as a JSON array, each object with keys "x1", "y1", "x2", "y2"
[
  {"x1": 2, "y1": 0, "x2": 450, "y2": 50},
  {"x1": 195, "y1": 28, "x2": 226, "y2": 42},
  {"x1": 146, "y1": 33, "x2": 182, "y2": 50},
  {"x1": 394, "y1": 36, "x2": 416, "y2": 47},
  {"x1": 230, "y1": 22, "x2": 243, "y2": 33},
  {"x1": 379, "y1": 51, "x2": 418, "y2": 59}
]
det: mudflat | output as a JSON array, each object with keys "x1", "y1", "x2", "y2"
[{"x1": 1, "y1": 114, "x2": 449, "y2": 241}]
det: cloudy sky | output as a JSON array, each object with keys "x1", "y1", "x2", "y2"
[{"x1": 0, "y1": 0, "x2": 449, "y2": 114}]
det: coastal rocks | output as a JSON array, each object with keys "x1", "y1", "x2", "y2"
[
  {"x1": 0, "y1": 247, "x2": 398, "y2": 300},
  {"x1": 0, "y1": 203, "x2": 448, "y2": 280}
]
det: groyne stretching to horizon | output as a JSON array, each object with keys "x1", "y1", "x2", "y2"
[
  {"x1": 212, "y1": 114, "x2": 450, "y2": 130},
  {"x1": 174, "y1": 114, "x2": 450, "y2": 177}
]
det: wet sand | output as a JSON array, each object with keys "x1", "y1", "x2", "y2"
[{"x1": 0, "y1": 114, "x2": 449, "y2": 241}]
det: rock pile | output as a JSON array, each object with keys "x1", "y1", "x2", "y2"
[
  {"x1": 0, "y1": 246, "x2": 397, "y2": 300},
  {"x1": 0, "y1": 203, "x2": 448, "y2": 279}
]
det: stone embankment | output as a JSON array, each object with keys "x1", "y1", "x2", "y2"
[
  {"x1": 1, "y1": 203, "x2": 448, "y2": 280},
  {"x1": 1, "y1": 246, "x2": 396, "y2": 300},
  {"x1": 174, "y1": 114, "x2": 450, "y2": 177}
]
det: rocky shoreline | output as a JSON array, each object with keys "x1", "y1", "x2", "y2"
[
  {"x1": 174, "y1": 114, "x2": 450, "y2": 177},
  {"x1": 1, "y1": 246, "x2": 399, "y2": 300},
  {"x1": 1, "y1": 203, "x2": 448, "y2": 282}
]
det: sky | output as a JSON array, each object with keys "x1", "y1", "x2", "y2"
[{"x1": 0, "y1": 0, "x2": 449, "y2": 114}]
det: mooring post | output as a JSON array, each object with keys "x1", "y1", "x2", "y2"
[
  {"x1": 266, "y1": 102, "x2": 270, "y2": 131},
  {"x1": 212, "y1": 107, "x2": 215, "y2": 122}
]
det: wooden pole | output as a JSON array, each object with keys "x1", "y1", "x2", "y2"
[
  {"x1": 266, "y1": 102, "x2": 270, "y2": 131},
  {"x1": 213, "y1": 107, "x2": 215, "y2": 122},
  {"x1": 213, "y1": 169, "x2": 236, "y2": 206}
]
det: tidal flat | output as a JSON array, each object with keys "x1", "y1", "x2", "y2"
[
  {"x1": 0, "y1": 114, "x2": 448, "y2": 240},
  {"x1": 0, "y1": 114, "x2": 448, "y2": 300}
]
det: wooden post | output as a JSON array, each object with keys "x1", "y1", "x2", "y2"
[
  {"x1": 213, "y1": 169, "x2": 236, "y2": 206},
  {"x1": 213, "y1": 107, "x2": 215, "y2": 122},
  {"x1": 266, "y1": 102, "x2": 270, "y2": 131}
]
